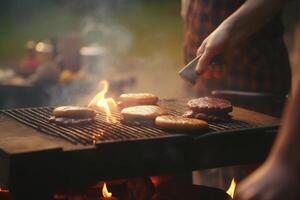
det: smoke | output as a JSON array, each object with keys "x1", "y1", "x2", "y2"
[
  {"x1": 46, "y1": 0, "x2": 183, "y2": 106},
  {"x1": 46, "y1": 82, "x2": 99, "y2": 106},
  {"x1": 80, "y1": 16, "x2": 133, "y2": 55},
  {"x1": 47, "y1": 2, "x2": 138, "y2": 106}
]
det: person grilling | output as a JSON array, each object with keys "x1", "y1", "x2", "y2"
[
  {"x1": 181, "y1": 0, "x2": 291, "y2": 117},
  {"x1": 180, "y1": 0, "x2": 294, "y2": 194}
]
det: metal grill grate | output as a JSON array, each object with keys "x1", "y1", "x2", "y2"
[{"x1": 1, "y1": 100, "x2": 258, "y2": 145}]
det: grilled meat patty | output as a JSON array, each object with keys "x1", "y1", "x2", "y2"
[
  {"x1": 50, "y1": 106, "x2": 96, "y2": 125},
  {"x1": 118, "y1": 93, "x2": 159, "y2": 108},
  {"x1": 184, "y1": 97, "x2": 233, "y2": 122},
  {"x1": 155, "y1": 115, "x2": 208, "y2": 132},
  {"x1": 187, "y1": 97, "x2": 232, "y2": 114},
  {"x1": 121, "y1": 105, "x2": 167, "y2": 120},
  {"x1": 49, "y1": 116, "x2": 95, "y2": 125},
  {"x1": 53, "y1": 106, "x2": 96, "y2": 118},
  {"x1": 183, "y1": 110, "x2": 232, "y2": 122}
]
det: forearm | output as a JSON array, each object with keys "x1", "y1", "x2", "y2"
[
  {"x1": 221, "y1": 0, "x2": 287, "y2": 43},
  {"x1": 269, "y1": 77, "x2": 300, "y2": 169}
]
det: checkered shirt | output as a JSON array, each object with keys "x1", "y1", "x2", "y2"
[{"x1": 183, "y1": 0, "x2": 291, "y2": 95}]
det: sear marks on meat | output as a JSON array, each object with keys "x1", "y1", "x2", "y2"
[
  {"x1": 187, "y1": 97, "x2": 232, "y2": 114},
  {"x1": 50, "y1": 106, "x2": 96, "y2": 126},
  {"x1": 49, "y1": 116, "x2": 95, "y2": 125},
  {"x1": 184, "y1": 97, "x2": 233, "y2": 122},
  {"x1": 183, "y1": 110, "x2": 232, "y2": 122}
]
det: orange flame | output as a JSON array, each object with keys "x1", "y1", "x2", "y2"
[
  {"x1": 102, "y1": 182, "x2": 112, "y2": 198},
  {"x1": 226, "y1": 178, "x2": 236, "y2": 198},
  {"x1": 88, "y1": 80, "x2": 117, "y2": 123}
]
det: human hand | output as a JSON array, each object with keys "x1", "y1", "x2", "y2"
[
  {"x1": 234, "y1": 160, "x2": 300, "y2": 200},
  {"x1": 195, "y1": 23, "x2": 234, "y2": 74}
]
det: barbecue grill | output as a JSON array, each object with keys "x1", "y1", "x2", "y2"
[
  {"x1": 0, "y1": 99, "x2": 279, "y2": 199},
  {"x1": 2, "y1": 100, "x2": 262, "y2": 145}
]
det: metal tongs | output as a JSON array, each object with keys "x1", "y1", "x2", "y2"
[{"x1": 178, "y1": 55, "x2": 223, "y2": 84}]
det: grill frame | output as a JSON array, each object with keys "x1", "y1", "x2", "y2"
[
  {"x1": 1, "y1": 100, "x2": 262, "y2": 145},
  {"x1": 0, "y1": 99, "x2": 280, "y2": 195}
]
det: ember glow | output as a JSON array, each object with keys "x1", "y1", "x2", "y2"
[
  {"x1": 226, "y1": 178, "x2": 236, "y2": 198},
  {"x1": 88, "y1": 80, "x2": 117, "y2": 123},
  {"x1": 102, "y1": 182, "x2": 112, "y2": 198},
  {"x1": 0, "y1": 187, "x2": 9, "y2": 193}
]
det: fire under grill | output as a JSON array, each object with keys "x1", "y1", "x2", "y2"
[{"x1": 2, "y1": 100, "x2": 259, "y2": 145}]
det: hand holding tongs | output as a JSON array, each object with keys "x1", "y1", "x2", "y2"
[{"x1": 178, "y1": 55, "x2": 223, "y2": 84}]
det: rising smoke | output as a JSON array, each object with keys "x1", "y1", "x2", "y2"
[{"x1": 48, "y1": 0, "x2": 183, "y2": 106}]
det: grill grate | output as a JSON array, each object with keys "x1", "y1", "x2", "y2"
[{"x1": 1, "y1": 100, "x2": 258, "y2": 145}]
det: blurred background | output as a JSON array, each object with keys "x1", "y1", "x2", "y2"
[{"x1": 0, "y1": 0, "x2": 299, "y2": 108}]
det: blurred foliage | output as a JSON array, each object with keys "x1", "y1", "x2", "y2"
[
  {"x1": 0, "y1": 0, "x2": 183, "y2": 66},
  {"x1": 1, "y1": 0, "x2": 298, "y2": 68}
]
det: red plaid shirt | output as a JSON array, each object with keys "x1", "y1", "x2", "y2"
[{"x1": 183, "y1": 0, "x2": 291, "y2": 96}]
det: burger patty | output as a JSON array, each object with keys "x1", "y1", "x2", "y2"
[
  {"x1": 121, "y1": 105, "x2": 167, "y2": 120},
  {"x1": 118, "y1": 93, "x2": 159, "y2": 108},
  {"x1": 183, "y1": 110, "x2": 232, "y2": 122},
  {"x1": 53, "y1": 106, "x2": 96, "y2": 118},
  {"x1": 155, "y1": 115, "x2": 208, "y2": 131},
  {"x1": 50, "y1": 106, "x2": 96, "y2": 125},
  {"x1": 49, "y1": 116, "x2": 95, "y2": 125},
  {"x1": 187, "y1": 97, "x2": 232, "y2": 114}
]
